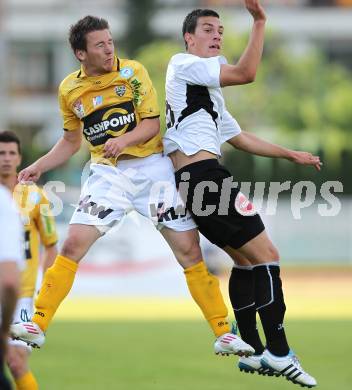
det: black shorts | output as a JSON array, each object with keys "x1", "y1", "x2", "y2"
[{"x1": 175, "y1": 159, "x2": 265, "y2": 249}]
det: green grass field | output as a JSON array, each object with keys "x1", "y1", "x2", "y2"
[{"x1": 26, "y1": 319, "x2": 352, "y2": 390}]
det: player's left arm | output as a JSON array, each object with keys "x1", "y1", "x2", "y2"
[{"x1": 227, "y1": 131, "x2": 322, "y2": 170}]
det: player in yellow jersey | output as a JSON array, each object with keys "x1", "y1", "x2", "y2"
[
  {"x1": 10, "y1": 16, "x2": 254, "y2": 357},
  {"x1": 0, "y1": 131, "x2": 58, "y2": 390}
]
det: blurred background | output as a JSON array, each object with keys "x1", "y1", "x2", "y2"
[
  {"x1": 1, "y1": 0, "x2": 352, "y2": 276},
  {"x1": 1, "y1": 1, "x2": 352, "y2": 389},
  {"x1": 2, "y1": 0, "x2": 352, "y2": 270}
]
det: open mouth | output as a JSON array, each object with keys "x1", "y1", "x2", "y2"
[{"x1": 209, "y1": 44, "x2": 220, "y2": 50}]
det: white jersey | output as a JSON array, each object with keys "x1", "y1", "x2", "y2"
[
  {"x1": 163, "y1": 53, "x2": 241, "y2": 157},
  {"x1": 0, "y1": 185, "x2": 24, "y2": 268}
]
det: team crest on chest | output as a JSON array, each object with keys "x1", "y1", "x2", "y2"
[
  {"x1": 115, "y1": 85, "x2": 126, "y2": 97},
  {"x1": 72, "y1": 99, "x2": 85, "y2": 119}
]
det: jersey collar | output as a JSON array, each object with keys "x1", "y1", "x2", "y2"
[{"x1": 77, "y1": 56, "x2": 120, "y2": 78}]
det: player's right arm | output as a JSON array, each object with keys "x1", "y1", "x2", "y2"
[
  {"x1": 19, "y1": 75, "x2": 83, "y2": 183},
  {"x1": 220, "y1": 0, "x2": 266, "y2": 87},
  {"x1": 18, "y1": 130, "x2": 82, "y2": 182}
]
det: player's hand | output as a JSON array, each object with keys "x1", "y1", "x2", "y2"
[
  {"x1": 245, "y1": 0, "x2": 266, "y2": 22},
  {"x1": 18, "y1": 163, "x2": 42, "y2": 183},
  {"x1": 288, "y1": 151, "x2": 322, "y2": 171},
  {"x1": 103, "y1": 137, "x2": 128, "y2": 158}
]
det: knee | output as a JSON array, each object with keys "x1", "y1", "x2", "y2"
[
  {"x1": 177, "y1": 241, "x2": 202, "y2": 268},
  {"x1": 260, "y1": 241, "x2": 280, "y2": 263},
  {"x1": 61, "y1": 235, "x2": 84, "y2": 260},
  {"x1": 184, "y1": 240, "x2": 202, "y2": 263},
  {"x1": 0, "y1": 264, "x2": 20, "y2": 293},
  {"x1": 268, "y1": 244, "x2": 280, "y2": 262},
  {"x1": 1, "y1": 276, "x2": 19, "y2": 295}
]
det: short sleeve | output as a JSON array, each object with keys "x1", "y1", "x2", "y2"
[
  {"x1": 129, "y1": 62, "x2": 160, "y2": 119},
  {"x1": 58, "y1": 84, "x2": 81, "y2": 131},
  {"x1": 220, "y1": 110, "x2": 242, "y2": 143},
  {"x1": 172, "y1": 54, "x2": 221, "y2": 88}
]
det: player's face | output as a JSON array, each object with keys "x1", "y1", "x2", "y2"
[
  {"x1": 0, "y1": 142, "x2": 21, "y2": 178},
  {"x1": 185, "y1": 16, "x2": 223, "y2": 58},
  {"x1": 77, "y1": 29, "x2": 115, "y2": 76}
]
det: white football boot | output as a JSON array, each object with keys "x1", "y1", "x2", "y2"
[
  {"x1": 261, "y1": 349, "x2": 317, "y2": 388},
  {"x1": 238, "y1": 353, "x2": 278, "y2": 376},
  {"x1": 214, "y1": 333, "x2": 255, "y2": 356},
  {"x1": 10, "y1": 322, "x2": 45, "y2": 348}
]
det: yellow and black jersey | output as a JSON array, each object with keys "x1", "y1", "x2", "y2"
[
  {"x1": 59, "y1": 56, "x2": 162, "y2": 166},
  {"x1": 13, "y1": 183, "x2": 58, "y2": 298}
]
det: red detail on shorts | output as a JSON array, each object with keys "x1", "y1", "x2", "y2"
[{"x1": 235, "y1": 193, "x2": 257, "y2": 216}]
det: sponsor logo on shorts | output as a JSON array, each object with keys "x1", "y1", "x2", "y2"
[
  {"x1": 149, "y1": 202, "x2": 187, "y2": 222},
  {"x1": 234, "y1": 192, "x2": 257, "y2": 217},
  {"x1": 77, "y1": 195, "x2": 113, "y2": 220},
  {"x1": 34, "y1": 311, "x2": 45, "y2": 317}
]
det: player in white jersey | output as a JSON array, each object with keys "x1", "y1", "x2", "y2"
[
  {"x1": 0, "y1": 184, "x2": 23, "y2": 390},
  {"x1": 164, "y1": 1, "x2": 320, "y2": 388}
]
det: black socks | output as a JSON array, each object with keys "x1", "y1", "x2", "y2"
[
  {"x1": 254, "y1": 264, "x2": 290, "y2": 356},
  {"x1": 229, "y1": 267, "x2": 264, "y2": 355},
  {"x1": 229, "y1": 264, "x2": 290, "y2": 357}
]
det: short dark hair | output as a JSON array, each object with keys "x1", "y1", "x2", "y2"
[
  {"x1": 0, "y1": 131, "x2": 21, "y2": 154},
  {"x1": 182, "y1": 9, "x2": 219, "y2": 48},
  {"x1": 69, "y1": 15, "x2": 110, "y2": 52}
]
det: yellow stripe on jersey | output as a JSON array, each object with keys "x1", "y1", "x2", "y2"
[
  {"x1": 13, "y1": 183, "x2": 58, "y2": 298},
  {"x1": 59, "y1": 56, "x2": 162, "y2": 166}
]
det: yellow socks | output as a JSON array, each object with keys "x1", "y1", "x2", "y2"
[
  {"x1": 32, "y1": 254, "x2": 78, "y2": 332},
  {"x1": 15, "y1": 371, "x2": 38, "y2": 390},
  {"x1": 184, "y1": 261, "x2": 230, "y2": 337}
]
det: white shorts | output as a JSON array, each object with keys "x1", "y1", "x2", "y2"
[
  {"x1": 8, "y1": 297, "x2": 33, "y2": 351},
  {"x1": 70, "y1": 153, "x2": 196, "y2": 232}
]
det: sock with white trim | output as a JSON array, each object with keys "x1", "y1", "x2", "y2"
[
  {"x1": 254, "y1": 264, "x2": 289, "y2": 356},
  {"x1": 228, "y1": 267, "x2": 264, "y2": 354}
]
